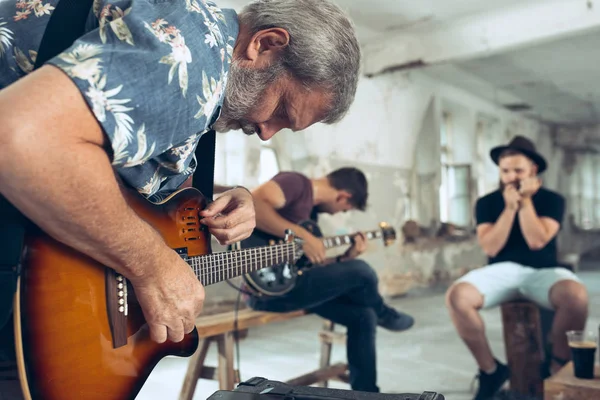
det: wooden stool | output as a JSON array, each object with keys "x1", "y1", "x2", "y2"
[
  {"x1": 286, "y1": 320, "x2": 350, "y2": 388},
  {"x1": 501, "y1": 300, "x2": 545, "y2": 397},
  {"x1": 179, "y1": 310, "x2": 348, "y2": 400}
]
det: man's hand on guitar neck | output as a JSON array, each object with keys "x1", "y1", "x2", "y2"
[{"x1": 339, "y1": 232, "x2": 367, "y2": 261}]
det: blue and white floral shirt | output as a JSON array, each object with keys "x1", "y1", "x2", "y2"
[{"x1": 0, "y1": 0, "x2": 239, "y2": 201}]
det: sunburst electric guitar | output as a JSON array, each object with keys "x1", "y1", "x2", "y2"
[{"x1": 12, "y1": 187, "x2": 302, "y2": 400}]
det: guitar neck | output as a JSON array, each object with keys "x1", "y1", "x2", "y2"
[
  {"x1": 186, "y1": 243, "x2": 296, "y2": 286},
  {"x1": 321, "y1": 230, "x2": 381, "y2": 249}
]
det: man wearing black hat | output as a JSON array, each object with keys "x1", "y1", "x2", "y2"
[{"x1": 445, "y1": 136, "x2": 588, "y2": 400}]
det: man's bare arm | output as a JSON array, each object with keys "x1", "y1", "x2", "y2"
[
  {"x1": 252, "y1": 181, "x2": 311, "y2": 238},
  {"x1": 518, "y1": 198, "x2": 560, "y2": 250},
  {"x1": 477, "y1": 208, "x2": 517, "y2": 257},
  {"x1": 0, "y1": 65, "x2": 175, "y2": 279}
]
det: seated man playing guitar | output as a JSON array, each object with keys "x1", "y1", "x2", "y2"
[{"x1": 246, "y1": 168, "x2": 414, "y2": 393}]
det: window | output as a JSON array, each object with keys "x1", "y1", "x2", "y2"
[
  {"x1": 440, "y1": 165, "x2": 472, "y2": 227},
  {"x1": 439, "y1": 112, "x2": 472, "y2": 227},
  {"x1": 569, "y1": 152, "x2": 600, "y2": 230},
  {"x1": 257, "y1": 138, "x2": 280, "y2": 184},
  {"x1": 214, "y1": 131, "x2": 246, "y2": 186},
  {"x1": 474, "y1": 115, "x2": 502, "y2": 196},
  {"x1": 214, "y1": 133, "x2": 281, "y2": 188}
]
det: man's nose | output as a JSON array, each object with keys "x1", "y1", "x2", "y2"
[{"x1": 257, "y1": 120, "x2": 291, "y2": 140}]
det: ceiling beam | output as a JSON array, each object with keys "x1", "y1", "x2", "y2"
[{"x1": 363, "y1": 0, "x2": 600, "y2": 77}]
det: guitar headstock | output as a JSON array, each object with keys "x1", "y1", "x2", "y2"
[
  {"x1": 284, "y1": 229, "x2": 305, "y2": 261},
  {"x1": 379, "y1": 222, "x2": 397, "y2": 247}
]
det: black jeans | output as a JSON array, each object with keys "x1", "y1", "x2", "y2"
[{"x1": 248, "y1": 259, "x2": 385, "y2": 393}]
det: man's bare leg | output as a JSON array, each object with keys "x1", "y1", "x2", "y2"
[
  {"x1": 548, "y1": 280, "x2": 588, "y2": 374},
  {"x1": 445, "y1": 282, "x2": 496, "y2": 372}
]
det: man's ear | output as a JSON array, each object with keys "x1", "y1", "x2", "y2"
[
  {"x1": 337, "y1": 190, "x2": 352, "y2": 203},
  {"x1": 245, "y1": 28, "x2": 290, "y2": 66},
  {"x1": 531, "y1": 162, "x2": 539, "y2": 176}
]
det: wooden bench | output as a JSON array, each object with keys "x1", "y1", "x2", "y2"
[{"x1": 179, "y1": 309, "x2": 349, "y2": 400}]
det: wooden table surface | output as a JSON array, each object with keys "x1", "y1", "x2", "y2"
[{"x1": 544, "y1": 362, "x2": 600, "y2": 400}]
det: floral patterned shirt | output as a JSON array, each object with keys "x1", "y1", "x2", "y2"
[{"x1": 0, "y1": 0, "x2": 238, "y2": 201}]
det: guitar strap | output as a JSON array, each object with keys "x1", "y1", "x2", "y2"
[{"x1": 193, "y1": 129, "x2": 216, "y2": 201}]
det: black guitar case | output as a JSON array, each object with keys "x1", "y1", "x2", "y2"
[{"x1": 207, "y1": 377, "x2": 445, "y2": 400}]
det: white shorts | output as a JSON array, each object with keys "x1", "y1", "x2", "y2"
[{"x1": 454, "y1": 261, "x2": 582, "y2": 310}]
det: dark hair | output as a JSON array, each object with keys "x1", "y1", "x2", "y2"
[{"x1": 326, "y1": 167, "x2": 368, "y2": 211}]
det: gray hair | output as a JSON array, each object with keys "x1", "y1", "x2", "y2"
[{"x1": 238, "y1": 0, "x2": 361, "y2": 124}]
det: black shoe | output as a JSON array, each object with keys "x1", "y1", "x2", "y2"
[
  {"x1": 376, "y1": 305, "x2": 414, "y2": 331},
  {"x1": 473, "y1": 360, "x2": 510, "y2": 400}
]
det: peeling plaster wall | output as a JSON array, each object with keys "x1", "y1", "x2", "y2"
[
  {"x1": 205, "y1": 69, "x2": 553, "y2": 307},
  {"x1": 554, "y1": 126, "x2": 600, "y2": 261},
  {"x1": 265, "y1": 69, "x2": 550, "y2": 297}
]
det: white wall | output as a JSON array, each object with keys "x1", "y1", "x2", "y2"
[{"x1": 210, "y1": 58, "x2": 562, "y2": 299}]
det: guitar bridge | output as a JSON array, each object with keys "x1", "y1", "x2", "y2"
[
  {"x1": 116, "y1": 274, "x2": 128, "y2": 316},
  {"x1": 105, "y1": 269, "x2": 129, "y2": 348}
]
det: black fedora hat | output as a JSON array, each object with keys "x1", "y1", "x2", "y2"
[{"x1": 490, "y1": 135, "x2": 547, "y2": 174}]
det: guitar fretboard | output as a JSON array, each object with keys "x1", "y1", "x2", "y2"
[
  {"x1": 186, "y1": 243, "x2": 296, "y2": 286},
  {"x1": 321, "y1": 230, "x2": 381, "y2": 249}
]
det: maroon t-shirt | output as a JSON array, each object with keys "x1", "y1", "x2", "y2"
[{"x1": 271, "y1": 172, "x2": 314, "y2": 224}]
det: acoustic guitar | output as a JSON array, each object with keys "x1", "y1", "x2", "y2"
[
  {"x1": 240, "y1": 220, "x2": 396, "y2": 297},
  {"x1": 13, "y1": 187, "x2": 302, "y2": 400}
]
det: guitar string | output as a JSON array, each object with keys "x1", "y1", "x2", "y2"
[
  {"x1": 194, "y1": 250, "x2": 295, "y2": 285},
  {"x1": 188, "y1": 229, "x2": 385, "y2": 285},
  {"x1": 188, "y1": 244, "x2": 296, "y2": 285},
  {"x1": 192, "y1": 249, "x2": 292, "y2": 284},
  {"x1": 191, "y1": 245, "x2": 293, "y2": 274}
]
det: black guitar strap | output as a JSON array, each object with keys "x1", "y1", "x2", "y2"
[
  {"x1": 0, "y1": 0, "x2": 94, "y2": 330},
  {"x1": 193, "y1": 129, "x2": 216, "y2": 201}
]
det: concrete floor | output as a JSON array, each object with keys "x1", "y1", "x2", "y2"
[{"x1": 136, "y1": 270, "x2": 600, "y2": 400}]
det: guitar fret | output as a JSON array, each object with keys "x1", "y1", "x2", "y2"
[
  {"x1": 221, "y1": 253, "x2": 225, "y2": 281},
  {"x1": 219, "y1": 253, "x2": 224, "y2": 281},
  {"x1": 189, "y1": 243, "x2": 297, "y2": 287},
  {"x1": 214, "y1": 254, "x2": 218, "y2": 284}
]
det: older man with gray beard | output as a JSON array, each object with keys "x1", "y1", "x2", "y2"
[{"x1": 0, "y1": 0, "x2": 360, "y2": 397}]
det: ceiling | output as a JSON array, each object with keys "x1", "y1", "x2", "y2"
[
  {"x1": 218, "y1": 0, "x2": 536, "y2": 42},
  {"x1": 424, "y1": 29, "x2": 600, "y2": 125}
]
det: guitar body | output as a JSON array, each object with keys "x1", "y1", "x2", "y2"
[
  {"x1": 15, "y1": 188, "x2": 209, "y2": 400},
  {"x1": 240, "y1": 220, "x2": 320, "y2": 297}
]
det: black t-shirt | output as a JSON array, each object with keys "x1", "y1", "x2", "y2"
[{"x1": 475, "y1": 187, "x2": 565, "y2": 269}]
